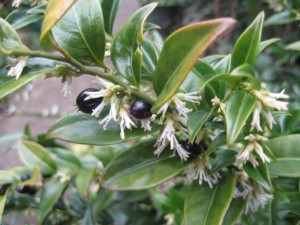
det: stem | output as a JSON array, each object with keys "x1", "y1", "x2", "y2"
[{"x1": 0, "y1": 46, "x2": 156, "y2": 104}]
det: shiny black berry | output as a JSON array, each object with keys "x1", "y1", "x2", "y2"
[
  {"x1": 76, "y1": 88, "x2": 103, "y2": 114},
  {"x1": 129, "y1": 99, "x2": 152, "y2": 119},
  {"x1": 0, "y1": 184, "x2": 10, "y2": 195},
  {"x1": 17, "y1": 174, "x2": 37, "y2": 195},
  {"x1": 180, "y1": 140, "x2": 203, "y2": 159}
]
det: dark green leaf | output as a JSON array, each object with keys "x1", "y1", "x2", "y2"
[
  {"x1": 141, "y1": 39, "x2": 158, "y2": 74},
  {"x1": 17, "y1": 139, "x2": 57, "y2": 175},
  {"x1": 52, "y1": 0, "x2": 107, "y2": 67},
  {"x1": 6, "y1": 6, "x2": 44, "y2": 30},
  {"x1": 187, "y1": 108, "x2": 215, "y2": 143},
  {"x1": 0, "y1": 191, "x2": 8, "y2": 222},
  {"x1": 152, "y1": 18, "x2": 235, "y2": 112},
  {"x1": 207, "y1": 132, "x2": 226, "y2": 154},
  {"x1": 38, "y1": 178, "x2": 69, "y2": 224},
  {"x1": 83, "y1": 207, "x2": 97, "y2": 225},
  {"x1": 101, "y1": 0, "x2": 120, "y2": 35},
  {"x1": 225, "y1": 91, "x2": 256, "y2": 146},
  {"x1": 200, "y1": 55, "x2": 225, "y2": 64},
  {"x1": 231, "y1": 12, "x2": 264, "y2": 70},
  {"x1": 48, "y1": 147, "x2": 82, "y2": 170},
  {"x1": 184, "y1": 171, "x2": 236, "y2": 225},
  {"x1": 40, "y1": 0, "x2": 77, "y2": 50},
  {"x1": 111, "y1": 3, "x2": 157, "y2": 86},
  {"x1": 104, "y1": 140, "x2": 191, "y2": 190},
  {"x1": 76, "y1": 169, "x2": 95, "y2": 196},
  {"x1": 244, "y1": 162, "x2": 272, "y2": 191},
  {"x1": 47, "y1": 111, "x2": 159, "y2": 145},
  {"x1": 266, "y1": 135, "x2": 300, "y2": 177},
  {"x1": 214, "y1": 55, "x2": 231, "y2": 74},
  {"x1": 222, "y1": 197, "x2": 246, "y2": 225},
  {"x1": 210, "y1": 150, "x2": 237, "y2": 174}
]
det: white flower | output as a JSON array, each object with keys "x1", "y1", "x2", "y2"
[
  {"x1": 236, "y1": 134, "x2": 271, "y2": 167},
  {"x1": 154, "y1": 117, "x2": 190, "y2": 161},
  {"x1": 185, "y1": 157, "x2": 221, "y2": 188},
  {"x1": 250, "y1": 102, "x2": 262, "y2": 131},
  {"x1": 12, "y1": 0, "x2": 22, "y2": 7},
  {"x1": 244, "y1": 186, "x2": 273, "y2": 214},
  {"x1": 61, "y1": 76, "x2": 72, "y2": 97},
  {"x1": 99, "y1": 94, "x2": 120, "y2": 128},
  {"x1": 7, "y1": 56, "x2": 28, "y2": 79},
  {"x1": 118, "y1": 107, "x2": 136, "y2": 140},
  {"x1": 252, "y1": 89, "x2": 289, "y2": 111}
]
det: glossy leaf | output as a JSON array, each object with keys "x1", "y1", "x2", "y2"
[
  {"x1": 17, "y1": 139, "x2": 57, "y2": 175},
  {"x1": 6, "y1": 6, "x2": 45, "y2": 30},
  {"x1": 259, "y1": 38, "x2": 280, "y2": 53},
  {"x1": 222, "y1": 197, "x2": 246, "y2": 225},
  {"x1": 101, "y1": 0, "x2": 120, "y2": 35},
  {"x1": 104, "y1": 140, "x2": 191, "y2": 190},
  {"x1": 152, "y1": 18, "x2": 235, "y2": 112},
  {"x1": 188, "y1": 108, "x2": 215, "y2": 143},
  {"x1": 40, "y1": 0, "x2": 77, "y2": 50},
  {"x1": 47, "y1": 111, "x2": 159, "y2": 145},
  {"x1": 200, "y1": 55, "x2": 225, "y2": 64},
  {"x1": 285, "y1": 41, "x2": 300, "y2": 51},
  {"x1": 184, "y1": 171, "x2": 236, "y2": 225},
  {"x1": 141, "y1": 39, "x2": 158, "y2": 74},
  {"x1": 52, "y1": 0, "x2": 106, "y2": 67},
  {"x1": 225, "y1": 91, "x2": 256, "y2": 146},
  {"x1": 214, "y1": 55, "x2": 231, "y2": 74},
  {"x1": 266, "y1": 135, "x2": 300, "y2": 177},
  {"x1": 210, "y1": 150, "x2": 237, "y2": 174},
  {"x1": 0, "y1": 18, "x2": 28, "y2": 51},
  {"x1": 231, "y1": 12, "x2": 264, "y2": 70},
  {"x1": 38, "y1": 178, "x2": 69, "y2": 224},
  {"x1": 207, "y1": 132, "x2": 226, "y2": 154},
  {"x1": 264, "y1": 11, "x2": 299, "y2": 26},
  {"x1": 244, "y1": 162, "x2": 272, "y2": 191},
  {"x1": 111, "y1": 3, "x2": 157, "y2": 85},
  {"x1": 48, "y1": 148, "x2": 82, "y2": 170},
  {"x1": 0, "y1": 192, "x2": 8, "y2": 223}
]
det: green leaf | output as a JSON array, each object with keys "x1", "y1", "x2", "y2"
[
  {"x1": 264, "y1": 11, "x2": 299, "y2": 26},
  {"x1": 184, "y1": 171, "x2": 236, "y2": 225},
  {"x1": 285, "y1": 41, "x2": 300, "y2": 51},
  {"x1": 111, "y1": 3, "x2": 157, "y2": 86},
  {"x1": 48, "y1": 148, "x2": 82, "y2": 170},
  {"x1": 259, "y1": 38, "x2": 280, "y2": 53},
  {"x1": 152, "y1": 18, "x2": 235, "y2": 113},
  {"x1": 207, "y1": 132, "x2": 226, "y2": 154},
  {"x1": 40, "y1": 0, "x2": 77, "y2": 50},
  {"x1": 225, "y1": 91, "x2": 256, "y2": 146},
  {"x1": 38, "y1": 178, "x2": 69, "y2": 224},
  {"x1": 76, "y1": 169, "x2": 95, "y2": 196},
  {"x1": 231, "y1": 12, "x2": 264, "y2": 70},
  {"x1": 47, "y1": 111, "x2": 159, "y2": 145},
  {"x1": 244, "y1": 162, "x2": 272, "y2": 191},
  {"x1": 188, "y1": 108, "x2": 215, "y2": 143},
  {"x1": 101, "y1": 0, "x2": 120, "y2": 35},
  {"x1": 266, "y1": 135, "x2": 300, "y2": 177},
  {"x1": 141, "y1": 39, "x2": 158, "y2": 74},
  {"x1": 17, "y1": 139, "x2": 57, "y2": 175},
  {"x1": 210, "y1": 150, "x2": 237, "y2": 174},
  {"x1": 52, "y1": 0, "x2": 106, "y2": 67},
  {"x1": 83, "y1": 207, "x2": 97, "y2": 225},
  {"x1": 214, "y1": 55, "x2": 231, "y2": 74},
  {"x1": 0, "y1": 191, "x2": 8, "y2": 223},
  {"x1": 0, "y1": 18, "x2": 28, "y2": 51},
  {"x1": 104, "y1": 140, "x2": 191, "y2": 190},
  {"x1": 222, "y1": 197, "x2": 246, "y2": 225},
  {"x1": 6, "y1": 6, "x2": 45, "y2": 30}
]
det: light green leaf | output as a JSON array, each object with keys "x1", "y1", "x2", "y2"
[
  {"x1": 0, "y1": 17, "x2": 28, "y2": 51},
  {"x1": 231, "y1": 12, "x2": 264, "y2": 70},
  {"x1": 47, "y1": 111, "x2": 159, "y2": 145},
  {"x1": 200, "y1": 55, "x2": 225, "y2": 64},
  {"x1": 152, "y1": 18, "x2": 235, "y2": 112},
  {"x1": 101, "y1": 0, "x2": 120, "y2": 35},
  {"x1": 111, "y1": 3, "x2": 157, "y2": 86},
  {"x1": 48, "y1": 148, "x2": 82, "y2": 170},
  {"x1": 266, "y1": 135, "x2": 300, "y2": 177},
  {"x1": 52, "y1": 0, "x2": 106, "y2": 67},
  {"x1": 214, "y1": 55, "x2": 231, "y2": 74},
  {"x1": 222, "y1": 197, "x2": 246, "y2": 225},
  {"x1": 0, "y1": 191, "x2": 8, "y2": 223},
  {"x1": 40, "y1": 0, "x2": 77, "y2": 50},
  {"x1": 259, "y1": 38, "x2": 280, "y2": 53},
  {"x1": 6, "y1": 6, "x2": 45, "y2": 30},
  {"x1": 285, "y1": 41, "x2": 300, "y2": 51},
  {"x1": 184, "y1": 171, "x2": 236, "y2": 225},
  {"x1": 264, "y1": 11, "x2": 299, "y2": 26},
  {"x1": 188, "y1": 108, "x2": 215, "y2": 143},
  {"x1": 225, "y1": 91, "x2": 256, "y2": 146},
  {"x1": 104, "y1": 140, "x2": 191, "y2": 190},
  {"x1": 76, "y1": 169, "x2": 95, "y2": 196},
  {"x1": 17, "y1": 139, "x2": 57, "y2": 175},
  {"x1": 38, "y1": 178, "x2": 69, "y2": 224}
]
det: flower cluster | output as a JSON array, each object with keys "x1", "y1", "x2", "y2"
[
  {"x1": 235, "y1": 134, "x2": 270, "y2": 167},
  {"x1": 250, "y1": 85, "x2": 289, "y2": 131},
  {"x1": 7, "y1": 56, "x2": 28, "y2": 80}
]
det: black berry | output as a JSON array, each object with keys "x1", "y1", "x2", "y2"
[
  {"x1": 180, "y1": 140, "x2": 203, "y2": 159},
  {"x1": 17, "y1": 174, "x2": 37, "y2": 195},
  {"x1": 0, "y1": 184, "x2": 10, "y2": 195},
  {"x1": 20, "y1": 174, "x2": 31, "y2": 181},
  {"x1": 129, "y1": 99, "x2": 152, "y2": 119},
  {"x1": 76, "y1": 88, "x2": 103, "y2": 114}
]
